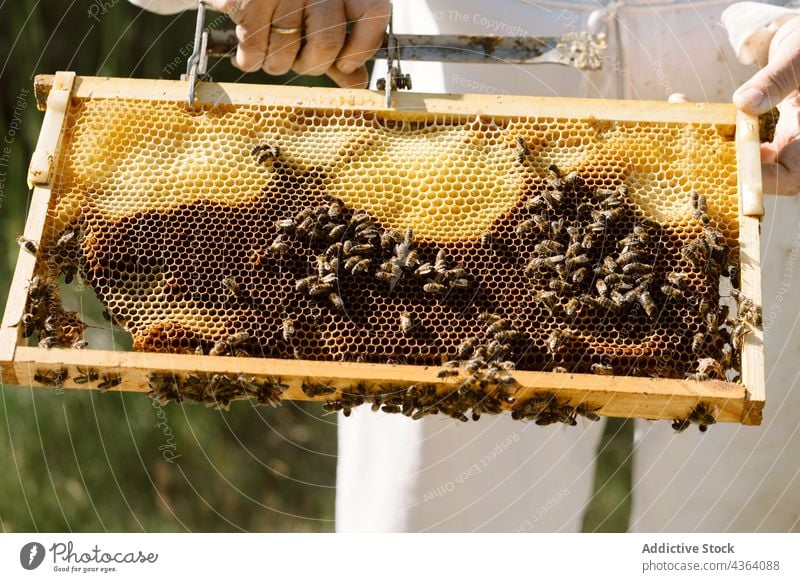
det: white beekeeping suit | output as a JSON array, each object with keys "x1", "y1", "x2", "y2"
[{"x1": 129, "y1": 0, "x2": 800, "y2": 532}]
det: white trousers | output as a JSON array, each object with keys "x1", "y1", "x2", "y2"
[{"x1": 337, "y1": 0, "x2": 800, "y2": 532}]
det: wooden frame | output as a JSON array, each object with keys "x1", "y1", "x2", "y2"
[{"x1": 2, "y1": 73, "x2": 764, "y2": 426}]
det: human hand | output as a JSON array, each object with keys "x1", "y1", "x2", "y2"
[
  {"x1": 208, "y1": 0, "x2": 392, "y2": 88},
  {"x1": 733, "y1": 15, "x2": 800, "y2": 195}
]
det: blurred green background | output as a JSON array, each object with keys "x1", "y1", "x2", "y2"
[{"x1": 0, "y1": 1, "x2": 629, "y2": 532}]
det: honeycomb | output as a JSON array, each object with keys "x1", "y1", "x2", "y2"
[{"x1": 37, "y1": 96, "x2": 745, "y2": 386}]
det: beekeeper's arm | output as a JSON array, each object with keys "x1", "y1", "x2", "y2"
[{"x1": 724, "y1": 2, "x2": 800, "y2": 195}]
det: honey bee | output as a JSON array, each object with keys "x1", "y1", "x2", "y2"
[
  {"x1": 378, "y1": 229, "x2": 401, "y2": 251},
  {"x1": 575, "y1": 403, "x2": 601, "y2": 421},
  {"x1": 730, "y1": 289, "x2": 762, "y2": 326},
  {"x1": 33, "y1": 368, "x2": 68, "y2": 388},
  {"x1": 98, "y1": 373, "x2": 122, "y2": 391},
  {"x1": 689, "y1": 403, "x2": 717, "y2": 431},
  {"x1": 302, "y1": 380, "x2": 337, "y2": 397},
  {"x1": 268, "y1": 235, "x2": 289, "y2": 256},
  {"x1": 534, "y1": 289, "x2": 559, "y2": 313},
  {"x1": 682, "y1": 239, "x2": 709, "y2": 267},
  {"x1": 436, "y1": 368, "x2": 460, "y2": 379},
  {"x1": 74, "y1": 367, "x2": 99, "y2": 384},
  {"x1": 54, "y1": 229, "x2": 77, "y2": 249},
  {"x1": 690, "y1": 190, "x2": 709, "y2": 223},
  {"x1": 400, "y1": 312, "x2": 414, "y2": 334},
  {"x1": 547, "y1": 329, "x2": 574, "y2": 354},
  {"x1": 209, "y1": 339, "x2": 229, "y2": 356},
  {"x1": 228, "y1": 332, "x2": 251, "y2": 346},
  {"x1": 448, "y1": 278, "x2": 470, "y2": 290},
  {"x1": 351, "y1": 258, "x2": 372, "y2": 275},
  {"x1": 534, "y1": 240, "x2": 565, "y2": 255},
  {"x1": 16, "y1": 236, "x2": 37, "y2": 254},
  {"x1": 637, "y1": 289, "x2": 656, "y2": 317},
  {"x1": 664, "y1": 274, "x2": 687, "y2": 292},
  {"x1": 251, "y1": 143, "x2": 280, "y2": 163},
  {"x1": 423, "y1": 282, "x2": 446, "y2": 295},
  {"x1": 564, "y1": 297, "x2": 581, "y2": 318},
  {"x1": 282, "y1": 315, "x2": 295, "y2": 341},
  {"x1": 38, "y1": 336, "x2": 57, "y2": 349},
  {"x1": 595, "y1": 279, "x2": 609, "y2": 297},
  {"x1": 329, "y1": 292, "x2": 345, "y2": 312},
  {"x1": 344, "y1": 243, "x2": 374, "y2": 257},
  {"x1": 223, "y1": 276, "x2": 244, "y2": 298},
  {"x1": 691, "y1": 332, "x2": 706, "y2": 354},
  {"x1": 515, "y1": 219, "x2": 539, "y2": 237},
  {"x1": 486, "y1": 318, "x2": 509, "y2": 335},
  {"x1": 660, "y1": 285, "x2": 683, "y2": 299},
  {"x1": 309, "y1": 282, "x2": 334, "y2": 297},
  {"x1": 622, "y1": 262, "x2": 652, "y2": 275},
  {"x1": 72, "y1": 339, "x2": 89, "y2": 349},
  {"x1": 549, "y1": 279, "x2": 573, "y2": 294},
  {"x1": 493, "y1": 330, "x2": 520, "y2": 343},
  {"x1": 514, "y1": 136, "x2": 531, "y2": 164},
  {"x1": 325, "y1": 196, "x2": 344, "y2": 218},
  {"x1": 562, "y1": 170, "x2": 581, "y2": 187},
  {"x1": 325, "y1": 223, "x2": 345, "y2": 241},
  {"x1": 697, "y1": 357, "x2": 725, "y2": 380},
  {"x1": 671, "y1": 417, "x2": 692, "y2": 433},
  {"x1": 590, "y1": 363, "x2": 614, "y2": 376},
  {"x1": 581, "y1": 294, "x2": 618, "y2": 312},
  {"x1": 276, "y1": 218, "x2": 296, "y2": 233}
]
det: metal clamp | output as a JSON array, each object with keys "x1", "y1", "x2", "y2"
[
  {"x1": 376, "y1": 16, "x2": 412, "y2": 108},
  {"x1": 182, "y1": 0, "x2": 211, "y2": 107}
]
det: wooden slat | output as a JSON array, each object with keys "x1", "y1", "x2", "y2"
[
  {"x1": 0, "y1": 72, "x2": 76, "y2": 373},
  {"x1": 10, "y1": 346, "x2": 749, "y2": 423},
  {"x1": 735, "y1": 111, "x2": 766, "y2": 425},
  {"x1": 32, "y1": 74, "x2": 737, "y2": 126}
]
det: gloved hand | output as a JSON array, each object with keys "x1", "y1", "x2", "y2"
[
  {"x1": 208, "y1": 0, "x2": 391, "y2": 88},
  {"x1": 734, "y1": 15, "x2": 800, "y2": 196}
]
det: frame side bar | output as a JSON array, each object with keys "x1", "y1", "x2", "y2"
[
  {"x1": 0, "y1": 72, "x2": 76, "y2": 370},
  {"x1": 736, "y1": 111, "x2": 766, "y2": 424}
]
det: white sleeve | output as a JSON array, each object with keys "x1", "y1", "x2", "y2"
[
  {"x1": 127, "y1": 0, "x2": 200, "y2": 15},
  {"x1": 722, "y1": 2, "x2": 800, "y2": 66}
]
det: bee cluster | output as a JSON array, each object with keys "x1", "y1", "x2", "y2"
[
  {"x1": 19, "y1": 275, "x2": 87, "y2": 349},
  {"x1": 148, "y1": 372, "x2": 288, "y2": 410},
  {"x1": 32, "y1": 367, "x2": 120, "y2": 391},
  {"x1": 270, "y1": 189, "x2": 472, "y2": 317}
]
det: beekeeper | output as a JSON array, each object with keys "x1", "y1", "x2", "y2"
[{"x1": 130, "y1": 0, "x2": 800, "y2": 532}]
